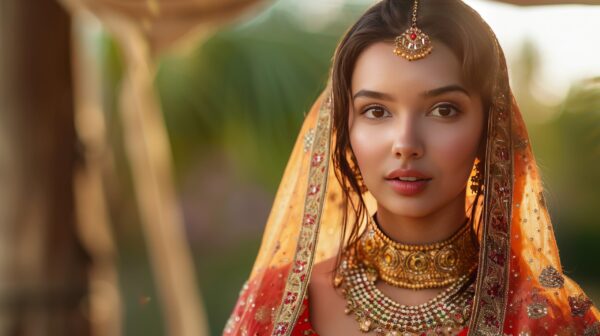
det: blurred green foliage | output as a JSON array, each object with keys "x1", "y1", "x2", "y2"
[
  {"x1": 538, "y1": 80, "x2": 600, "y2": 291},
  {"x1": 156, "y1": 2, "x2": 366, "y2": 189},
  {"x1": 511, "y1": 41, "x2": 600, "y2": 302}
]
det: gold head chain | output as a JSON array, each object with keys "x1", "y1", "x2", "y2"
[{"x1": 393, "y1": 0, "x2": 433, "y2": 61}]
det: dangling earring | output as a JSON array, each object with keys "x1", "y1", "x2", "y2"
[
  {"x1": 349, "y1": 152, "x2": 368, "y2": 194},
  {"x1": 354, "y1": 167, "x2": 368, "y2": 194},
  {"x1": 470, "y1": 160, "x2": 484, "y2": 194}
]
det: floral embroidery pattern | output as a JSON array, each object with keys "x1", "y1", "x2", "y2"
[
  {"x1": 274, "y1": 322, "x2": 288, "y2": 336},
  {"x1": 303, "y1": 128, "x2": 315, "y2": 153},
  {"x1": 569, "y1": 294, "x2": 593, "y2": 317},
  {"x1": 584, "y1": 321, "x2": 600, "y2": 336},
  {"x1": 527, "y1": 302, "x2": 548, "y2": 320},
  {"x1": 468, "y1": 83, "x2": 513, "y2": 335},
  {"x1": 272, "y1": 94, "x2": 333, "y2": 335},
  {"x1": 538, "y1": 266, "x2": 565, "y2": 289}
]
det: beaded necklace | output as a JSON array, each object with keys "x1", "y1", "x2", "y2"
[{"x1": 336, "y1": 252, "x2": 476, "y2": 335}]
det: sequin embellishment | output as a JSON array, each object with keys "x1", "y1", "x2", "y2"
[
  {"x1": 569, "y1": 294, "x2": 593, "y2": 317},
  {"x1": 539, "y1": 266, "x2": 565, "y2": 289}
]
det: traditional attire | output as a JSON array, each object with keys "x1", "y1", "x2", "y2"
[{"x1": 223, "y1": 5, "x2": 600, "y2": 336}]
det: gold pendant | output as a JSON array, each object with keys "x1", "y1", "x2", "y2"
[
  {"x1": 393, "y1": 0, "x2": 432, "y2": 61},
  {"x1": 393, "y1": 27, "x2": 433, "y2": 61},
  {"x1": 358, "y1": 317, "x2": 372, "y2": 332}
]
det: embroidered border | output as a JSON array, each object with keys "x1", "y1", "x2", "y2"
[
  {"x1": 468, "y1": 82, "x2": 513, "y2": 335},
  {"x1": 272, "y1": 92, "x2": 333, "y2": 336}
]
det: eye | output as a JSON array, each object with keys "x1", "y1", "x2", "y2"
[
  {"x1": 362, "y1": 106, "x2": 391, "y2": 119},
  {"x1": 429, "y1": 103, "x2": 460, "y2": 118}
]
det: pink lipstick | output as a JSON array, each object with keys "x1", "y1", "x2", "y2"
[{"x1": 384, "y1": 169, "x2": 432, "y2": 196}]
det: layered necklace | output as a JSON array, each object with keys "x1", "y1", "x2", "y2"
[{"x1": 335, "y1": 216, "x2": 479, "y2": 335}]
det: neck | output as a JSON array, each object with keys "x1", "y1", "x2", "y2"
[{"x1": 375, "y1": 189, "x2": 468, "y2": 245}]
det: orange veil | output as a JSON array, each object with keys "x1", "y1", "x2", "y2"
[{"x1": 223, "y1": 11, "x2": 600, "y2": 336}]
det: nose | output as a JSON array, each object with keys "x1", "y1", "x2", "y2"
[{"x1": 391, "y1": 117, "x2": 424, "y2": 159}]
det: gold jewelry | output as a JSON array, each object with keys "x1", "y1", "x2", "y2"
[
  {"x1": 470, "y1": 159, "x2": 484, "y2": 194},
  {"x1": 355, "y1": 169, "x2": 368, "y2": 194},
  {"x1": 393, "y1": 0, "x2": 433, "y2": 61},
  {"x1": 336, "y1": 250, "x2": 475, "y2": 335},
  {"x1": 350, "y1": 159, "x2": 368, "y2": 193},
  {"x1": 350, "y1": 153, "x2": 368, "y2": 193},
  {"x1": 355, "y1": 216, "x2": 479, "y2": 289}
]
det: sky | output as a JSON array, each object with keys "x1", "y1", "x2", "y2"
[{"x1": 466, "y1": 0, "x2": 600, "y2": 102}]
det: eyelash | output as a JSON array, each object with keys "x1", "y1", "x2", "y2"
[
  {"x1": 362, "y1": 105, "x2": 391, "y2": 119},
  {"x1": 361, "y1": 103, "x2": 462, "y2": 119},
  {"x1": 429, "y1": 103, "x2": 461, "y2": 118}
]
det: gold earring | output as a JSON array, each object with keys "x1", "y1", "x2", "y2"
[
  {"x1": 470, "y1": 160, "x2": 484, "y2": 194},
  {"x1": 354, "y1": 168, "x2": 368, "y2": 194}
]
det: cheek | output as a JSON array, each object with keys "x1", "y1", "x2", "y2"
[
  {"x1": 349, "y1": 124, "x2": 388, "y2": 175},
  {"x1": 430, "y1": 124, "x2": 482, "y2": 180}
]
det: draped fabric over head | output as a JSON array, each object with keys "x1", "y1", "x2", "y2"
[{"x1": 224, "y1": 14, "x2": 600, "y2": 336}]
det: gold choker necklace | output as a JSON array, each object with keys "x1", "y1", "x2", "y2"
[{"x1": 355, "y1": 216, "x2": 479, "y2": 290}]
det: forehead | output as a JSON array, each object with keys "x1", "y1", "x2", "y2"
[{"x1": 351, "y1": 41, "x2": 463, "y2": 95}]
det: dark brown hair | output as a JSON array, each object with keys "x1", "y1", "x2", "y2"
[{"x1": 331, "y1": 0, "x2": 501, "y2": 265}]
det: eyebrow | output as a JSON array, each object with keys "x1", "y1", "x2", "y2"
[
  {"x1": 422, "y1": 84, "x2": 470, "y2": 98},
  {"x1": 352, "y1": 89, "x2": 394, "y2": 101},
  {"x1": 352, "y1": 84, "x2": 470, "y2": 101}
]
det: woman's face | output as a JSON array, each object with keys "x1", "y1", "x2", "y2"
[{"x1": 349, "y1": 41, "x2": 484, "y2": 218}]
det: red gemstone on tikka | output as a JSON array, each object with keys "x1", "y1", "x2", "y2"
[{"x1": 410, "y1": 33, "x2": 417, "y2": 40}]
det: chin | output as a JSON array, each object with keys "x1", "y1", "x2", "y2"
[{"x1": 378, "y1": 197, "x2": 439, "y2": 219}]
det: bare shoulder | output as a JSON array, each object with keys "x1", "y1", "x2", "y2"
[
  {"x1": 309, "y1": 256, "x2": 361, "y2": 336},
  {"x1": 308, "y1": 257, "x2": 339, "y2": 313},
  {"x1": 311, "y1": 257, "x2": 337, "y2": 285}
]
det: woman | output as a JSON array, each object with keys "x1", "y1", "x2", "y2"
[{"x1": 224, "y1": 0, "x2": 600, "y2": 335}]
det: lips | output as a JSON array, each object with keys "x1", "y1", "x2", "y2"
[
  {"x1": 391, "y1": 176, "x2": 428, "y2": 182},
  {"x1": 385, "y1": 168, "x2": 431, "y2": 180},
  {"x1": 385, "y1": 169, "x2": 432, "y2": 196}
]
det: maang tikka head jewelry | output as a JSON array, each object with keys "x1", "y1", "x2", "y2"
[{"x1": 393, "y1": 0, "x2": 433, "y2": 61}]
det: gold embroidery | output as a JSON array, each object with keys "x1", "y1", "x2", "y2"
[
  {"x1": 254, "y1": 305, "x2": 270, "y2": 324},
  {"x1": 539, "y1": 266, "x2": 565, "y2": 289},
  {"x1": 569, "y1": 293, "x2": 593, "y2": 317},
  {"x1": 526, "y1": 302, "x2": 548, "y2": 319},
  {"x1": 303, "y1": 128, "x2": 315, "y2": 153},
  {"x1": 584, "y1": 322, "x2": 600, "y2": 336},
  {"x1": 468, "y1": 80, "x2": 513, "y2": 335},
  {"x1": 272, "y1": 93, "x2": 333, "y2": 335}
]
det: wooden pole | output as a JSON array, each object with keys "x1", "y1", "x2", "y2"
[{"x1": 0, "y1": 0, "x2": 90, "y2": 334}]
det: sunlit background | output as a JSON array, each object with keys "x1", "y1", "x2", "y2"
[{"x1": 1, "y1": 0, "x2": 599, "y2": 335}]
